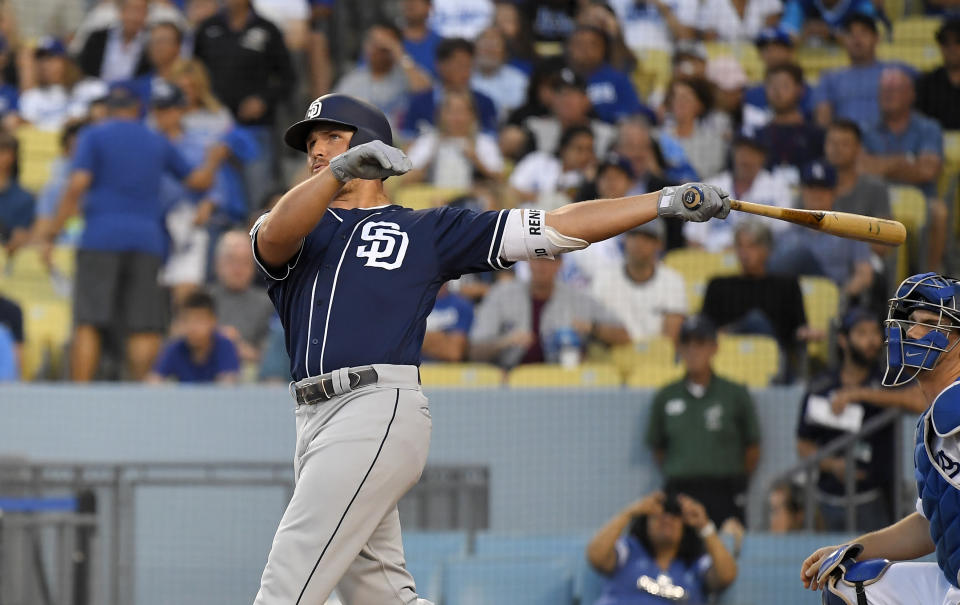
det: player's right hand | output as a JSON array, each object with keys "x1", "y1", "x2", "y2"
[
  {"x1": 329, "y1": 140, "x2": 413, "y2": 182},
  {"x1": 657, "y1": 183, "x2": 731, "y2": 222},
  {"x1": 800, "y1": 544, "x2": 841, "y2": 590}
]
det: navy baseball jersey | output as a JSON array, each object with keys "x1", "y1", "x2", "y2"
[{"x1": 251, "y1": 205, "x2": 511, "y2": 381}]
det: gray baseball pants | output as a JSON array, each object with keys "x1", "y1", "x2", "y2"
[{"x1": 254, "y1": 365, "x2": 433, "y2": 605}]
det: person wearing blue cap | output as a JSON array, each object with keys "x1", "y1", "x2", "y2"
[{"x1": 742, "y1": 28, "x2": 815, "y2": 134}]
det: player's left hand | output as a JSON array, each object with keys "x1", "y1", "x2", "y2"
[
  {"x1": 329, "y1": 140, "x2": 413, "y2": 182},
  {"x1": 657, "y1": 183, "x2": 731, "y2": 222}
]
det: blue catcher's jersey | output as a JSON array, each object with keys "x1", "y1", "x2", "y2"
[
  {"x1": 915, "y1": 379, "x2": 960, "y2": 588},
  {"x1": 251, "y1": 204, "x2": 512, "y2": 381}
]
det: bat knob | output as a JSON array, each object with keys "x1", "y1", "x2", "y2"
[{"x1": 682, "y1": 186, "x2": 704, "y2": 211}]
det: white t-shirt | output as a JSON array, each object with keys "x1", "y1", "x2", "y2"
[
  {"x1": 591, "y1": 263, "x2": 687, "y2": 340},
  {"x1": 525, "y1": 116, "x2": 617, "y2": 158},
  {"x1": 509, "y1": 151, "x2": 587, "y2": 210},
  {"x1": 406, "y1": 131, "x2": 503, "y2": 189},
  {"x1": 698, "y1": 0, "x2": 783, "y2": 43},
  {"x1": 429, "y1": 0, "x2": 494, "y2": 39},
  {"x1": 684, "y1": 169, "x2": 794, "y2": 251},
  {"x1": 19, "y1": 79, "x2": 108, "y2": 131},
  {"x1": 608, "y1": 0, "x2": 700, "y2": 50},
  {"x1": 471, "y1": 65, "x2": 529, "y2": 120}
]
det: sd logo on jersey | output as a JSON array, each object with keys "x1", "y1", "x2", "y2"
[{"x1": 357, "y1": 221, "x2": 409, "y2": 270}]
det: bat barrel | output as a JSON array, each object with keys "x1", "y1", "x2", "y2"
[{"x1": 729, "y1": 199, "x2": 906, "y2": 246}]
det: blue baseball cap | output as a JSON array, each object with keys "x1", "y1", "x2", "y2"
[
  {"x1": 800, "y1": 160, "x2": 837, "y2": 189},
  {"x1": 35, "y1": 36, "x2": 66, "y2": 57},
  {"x1": 105, "y1": 82, "x2": 140, "y2": 108},
  {"x1": 755, "y1": 27, "x2": 793, "y2": 48},
  {"x1": 150, "y1": 81, "x2": 186, "y2": 109},
  {"x1": 841, "y1": 307, "x2": 880, "y2": 333},
  {"x1": 598, "y1": 152, "x2": 635, "y2": 180}
]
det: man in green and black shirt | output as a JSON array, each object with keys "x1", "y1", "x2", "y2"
[{"x1": 646, "y1": 315, "x2": 761, "y2": 525}]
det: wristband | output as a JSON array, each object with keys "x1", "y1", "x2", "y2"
[{"x1": 699, "y1": 521, "x2": 716, "y2": 539}]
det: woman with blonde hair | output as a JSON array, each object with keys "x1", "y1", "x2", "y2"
[{"x1": 169, "y1": 58, "x2": 231, "y2": 137}]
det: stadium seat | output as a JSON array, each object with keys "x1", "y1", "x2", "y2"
[
  {"x1": 796, "y1": 49, "x2": 849, "y2": 83},
  {"x1": 20, "y1": 299, "x2": 71, "y2": 380},
  {"x1": 662, "y1": 248, "x2": 738, "y2": 313},
  {"x1": 506, "y1": 363, "x2": 622, "y2": 388},
  {"x1": 889, "y1": 184, "x2": 927, "y2": 279},
  {"x1": 473, "y1": 531, "x2": 591, "y2": 559},
  {"x1": 893, "y1": 17, "x2": 942, "y2": 45},
  {"x1": 418, "y1": 363, "x2": 504, "y2": 388},
  {"x1": 16, "y1": 125, "x2": 60, "y2": 193},
  {"x1": 610, "y1": 337, "x2": 676, "y2": 378},
  {"x1": 442, "y1": 556, "x2": 575, "y2": 605},
  {"x1": 800, "y1": 276, "x2": 840, "y2": 361},
  {"x1": 941, "y1": 130, "x2": 960, "y2": 199},
  {"x1": 625, "y1": 361, "x2": 685, "y2": 388},
  {"x1": 714, "y1": 334, "x2": 780, "y2": 387},
  {"x1": 703, "y1": 42, "x2": 764, "y2": 83},
  {"x1": 634, "y1": 48, "x2": 672, "y2": 99},
  {"x1": 393, "y1": 185, "x2": 466, "y2": 211},
  {"x1": 402, "y1": 531, "x2": 469, "y2": 603},
  {"x1": 877, "y1": 42, "x2": 940, "y2": 71}
]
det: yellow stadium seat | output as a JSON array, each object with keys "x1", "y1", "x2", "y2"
[
  {"x1": 893, "y1": 17, "x2": 942, "y2": 45},
  {"x1": 941, "y1": 131, "x2": 960, "y2": 199},
  {"x1": 889, "y1": 185, "x2": 927, "y2": 280},
  {"x1": 704, "y1": 41, "x2": 764, "y2": 83},
  {"x1": 626, "y1": 362, "x2": 684, "y2": 388},
  {"x1": 394, "y1": 185, "x2": 466, "y2": 211},
  {"x1": 16, "y1": 125, "x2": 61, "y2": 193},
  {"x1": 21, "y1": 299, "x2": 72, "y2": 380},
  {"x1": 662, "y1": 248, "x2": 739, "y2": 281},
  {"x1": 610, "y1": 338, "x2": 676, "y2": 378},
  {"x1": 797, "y1": 49, "x2": 849, "y2": 83},
  {"x1": 634, "y1": 49, "x2": 672, "y2": 100},
  {"x1": 877, "y1": 42, "x2": 940, "y2": 71},
  {"x1": 419, "y1": 363, "x2": 504, "y2": 387},
  {"x1": 800, "y1": 276, "x2": 840, "y2": 361},
  {"x1": 714, "y1": 334, "x2": 780, "y2": 387},
  {"x1": 506, "y1": 363, "x2": 622, "y2": 388}
]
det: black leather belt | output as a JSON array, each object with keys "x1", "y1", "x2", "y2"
[{"x1": 293, "y1": 366, "x2": 379, "y2": 405}]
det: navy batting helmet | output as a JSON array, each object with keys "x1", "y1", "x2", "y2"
[{"x1": 283, "y1": 94, "x2": 393, "y2": 153}]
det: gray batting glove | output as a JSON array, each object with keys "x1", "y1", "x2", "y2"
[
  {"x1": 328, "y1": 140, "x2": 413, "y2": 182},
  {"x1": 657, "y1": 183, "x2": 730, "y2": 222}
]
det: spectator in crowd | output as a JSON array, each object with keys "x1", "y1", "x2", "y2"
[
  {"x1": 917, "y1": 19, "x2": 960, "y2": 130},
  {"x1": 795, "y1": 308, "x2": 896, "y2": 532},
  {"x1": 756, "y1": 62, "x2": 824, "y2": 182},
  {"x1": 523, "y1": 68, "x2": 616, "y2": 157},
  {"x1": 193, "y1": 0, "x2": 296, "y2": 208},
  {"x1": 0, "y1": 294, "x2": 22, "y2": 380},
  {"x1": 147, "y1": 290, "x2": 240, "y2": 384},
  {"x1": 39, "y1": 84, "x2": 228, "y2": 382},
  {"x1": 18, "y1": 37, "x2": 107, "y2": 132},
  {"x1": 402, "y1": 37, "x2": 498, "y2": 139},
  {"x1": 769, "y1": 479, "x2": 807, "y2": 532},
  {"x1": 697, "y1": 0, "x2": 783, "y2": 42},
  {"x1": 428, "y1": 0, "x2": 494, "y2": 40},
  {"x1": 587, "y1": 491, "x2": 738, "y2": 604},
  {"x1": 686, "y1": 134, "x2": 793, "y2": 251},
  {"x1": 401, "y1": 0, "x2": 443, "y2": 76},
  {"x1": 590, "y1": 220, "x2": 687, "y2": 343},
  {"x1": 504, "y1": 56, "x2": 565, "y2": 126},
  {"x1": 575, "y1": 2, "x2": 638, "y2": 75},
  {"x1": 469, "y1": 257, "x2": 629, "y2": 369},
  {"x1": 661, "y1": 77, "x2": 726, "y2": 180},
  {"x1": 422, "y1": 282, "x2": 474, "y2": 362},
  {"x1": 826, "y1": 119, "x2": 891, "y2": 219},
  {"x1": 508, "y1": 124, "x2": 597, "y2": 209},
  {"x1": 209, "y1": 230, "x2": 274, "y2": 364},
  {"x1": 861, "y1": 67, "x2": 946, "y2": 270},
  {"x1": 334, "y1": 22, "x2": 431, "y2": 129},
  {"x1": 705, "y1": 56, "x2": 748, "y2": 137},
  {"x1": 565, "y1": 25, "x2": 651, "y2": 124},
  {"x1": 0, "y1": 37, "x2": 19, "y2": 128},
  {"x1": 0, "y1": 132, "x2": 34, "y2": 260},
  {"x1": 779, "y1": 0, "x2": 877, "y2": 42},
  {"x1": 607, "y1": 0, "x2": 699, "y2": 51},
  {"x1": 646, "y1": 315, "x2": 761, "y2": 524},
  {"x1": 768, "y1": 160, "x2": 874, "y2": 301},
  {"x1": 813, "y1": 14, "x2": 896, "y2": 129},
  {"x1": 76, "y1": 0, "x2": 151, "y2": 83},
  {"x1": 33, "y1": 119, "x2": 87, "y2": 253},
  {"x1": 470, "y1": 26, "x2": 528, "y2": 120},
  {"x1": 128, "y1": 21, "x2": 185, "y2": 106},
  {"x1": 743, "y1": 27, "x2": 814, "y2": 133},
  {"x1": 493, "y1": 1, "x2": 536, "y2": 73},
  {"x1": 70, "y1": 0, "x2": 187, "y2": 55},
  {"x1": 404, "y1": 90, "x2": 504, "y2": 189},
  {"x1": 701, "y1": 221, "x2": 808, "y2": 364}
]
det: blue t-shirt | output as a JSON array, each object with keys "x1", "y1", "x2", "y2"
[
  {"x1": 779, "y1": 0, "x2": 877, "y2": 35},
  {"x1": 862, "y1": 111, "x2": 943, "y2": 198},
  {"x1": 403, "y1": 30, "x2": 443, "y2": 77},
  {"x1": 595, "y1": 534, "x2": 711, "y2": 605},
  {"x1": 251, "y1": 204, "x2": 512, "y2": 380},
  {"x1": 769, "y1": 224, "x2": 871, "y2": 287},
  {"x1": 402, "y1": 87, "x2": 499, "y2": 138},
  {"x1": 422, "y1": 290, "x2": 474, "y2": 362},
  {"x1": 72, "y1": 119, "x2": 193, "y2": 257},
  {"x1": 152, "y1": 332, "x2": 240, "y2": 383},
  {"x1": 743, "y1": 83, "x2": 815, "y2": 119},
  {"x1": 0, "y1": 83, "x2": 18, "y2": 116},
  {"x1": 755, "y1": 122, "x2": 825, "y2": 172},
  {"x1": 812, "y1": 62, "x2": 909, "y2": 129},
  {"x1": 585, "y1": 64, "x2": 654, "y2": 124},
  {"x1": 0, "y1": 182, "x2": 34, "y2": 242}
]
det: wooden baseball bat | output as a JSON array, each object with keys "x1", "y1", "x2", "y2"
[{"x1": 729, "y1": 199, "x2": 907, "y2": 246}]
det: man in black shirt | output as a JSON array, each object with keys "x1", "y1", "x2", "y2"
[
  {"x1": 795, "y1": 308, "x2": 894, "y2": 532},
  {"x1": 917, "y1": 20, "x2": 960, "y2": 131},
  {"x1": 701, "y1": 221, "x2": 807, "y2": 365},
  {"x1": 755, "y1": 62, "x2": 825, "y2": 182}
]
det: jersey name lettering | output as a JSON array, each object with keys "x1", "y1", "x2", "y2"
[{"x1": 356, "y1": 221, "x2": 409, "y2": 270}]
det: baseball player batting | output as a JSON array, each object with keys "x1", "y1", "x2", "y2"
[
  {"x1": 801, "y1": 272, "x2": 960, "y2": 605},
  {"x1": 249, "y1": 93, "x2": 730, "y2": 605}
]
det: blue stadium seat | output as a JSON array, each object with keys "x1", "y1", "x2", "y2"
[
  {"x1": 442, "y1": 556, "x2": 575, "y2": 605},
  {"x1": 473, "y1": 531, "x2": 590, "y2": 559},
  {"x1": 402, "y1": 531, "x2": 470, "y2": 603},
  {"x1": 577, "y1": 559, "x2": 607, "y2": 605}
]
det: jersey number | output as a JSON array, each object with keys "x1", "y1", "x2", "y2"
[{"x1": 356, "y1": 221, "x2": 409, "y2": 270}]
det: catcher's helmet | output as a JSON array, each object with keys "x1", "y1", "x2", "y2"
[{"x1": 283, "y1": 94, "x2": 393, "y2": 153}]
